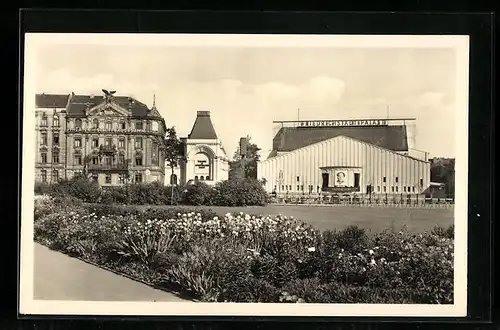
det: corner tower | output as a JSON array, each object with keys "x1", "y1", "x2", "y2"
[{"x1": 181, "y1": 110, "x2": 229, "y2": 185}]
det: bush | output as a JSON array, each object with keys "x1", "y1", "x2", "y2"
[
  {"x1": 39, "y1": 176, "x2": 269, "y2": 207},
  {"x1": 221, "y1": 277, "x2": 281, "y2": 303},
  {"x1": 251, "y1": 253, "x2": 298, "y2": 287},
  {"x1": 34, "y1": 195, "x2": 84, "y2": 221},
  {"x1": 34, "y1": 182, "x2": 52, "y2": 195},
  {"x1": 97, "y1": 183, "x2": 183, "y2": 206},
  {"x1": 33, "y1": 205, "x2": 455, "y2": 304},
  {"x1": 281, "y1": 278, "x2": 330, "y2": 303},
  {"x1": 431, "y1": 224, "x2": 454, "y2": 239},
  {"x1": 324, "y1": 225, "x2": 369, "y2": 252},
  {"x1": 34, "y1": 195, "x2": 56, "y2": 221},
  {"x1": 126, "y1": 181, "x2": 170, "y2": 205},
  {"x1": 212, "y1": 178, "x2": 269, "y2": 206},
  {"x1": 103, "y1": 186, "x2": 129, "y2": 204},
  {"x1": 180, "y1": 182, "x2": 214, "y2": 206},
  {"x1": 49, "y1": 177, "x2": 101, "y2": 203}
]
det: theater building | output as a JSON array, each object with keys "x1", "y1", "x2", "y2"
[
  {"x1": 257, "y1": 119, "x2": 431, "y2": 195},
  {"x1": 35, "y1": 90, "x2": 167, "y2": 186},
  {"x1": 167, "y1": 110, "x2": 230, "y2": 186}
]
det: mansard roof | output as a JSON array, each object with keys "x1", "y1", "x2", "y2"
[
  {"x1": 35, "y1": 94, "x2": 70, "y2": 108},
  {"x1": 35, "y1": 93, "x2": 158, "y2": 118},
  {"x1": 66, "y1": 94, "x2": 151, "y2": 117},
  {"x1": 269, "y1": 125, "x2": 409, "y2": 159}
]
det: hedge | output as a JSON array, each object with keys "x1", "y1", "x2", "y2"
[
  {"x1": 37, "y1": 178, "x2": 269, "y2": 207},
  {"x1": 34, "y1": 195, "x2": 454, "y2": 304}
]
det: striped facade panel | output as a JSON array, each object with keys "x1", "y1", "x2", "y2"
[{"x1": 258, "y1": 135, "x2": 430, "y2": 194}]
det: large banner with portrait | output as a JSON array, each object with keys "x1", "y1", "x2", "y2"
[{"x1": 333, "y1": 169, "x2": 349, "y2": 187}]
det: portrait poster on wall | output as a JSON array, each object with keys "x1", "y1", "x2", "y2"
[{"x1": 334, "y1": 169, "x2": 349, "y2": 187}]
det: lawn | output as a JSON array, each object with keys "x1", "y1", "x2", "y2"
[{"x1": 136, "y1": 204, "x2": 454, "y2": 233}]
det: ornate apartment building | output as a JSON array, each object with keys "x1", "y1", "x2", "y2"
[{"x1": 35, "y1": 90, "x2": 167, "y2": 186}]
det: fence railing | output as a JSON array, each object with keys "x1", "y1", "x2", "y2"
[{"x1": 269, "y1": 193, "x2": 454, "y2": 208}]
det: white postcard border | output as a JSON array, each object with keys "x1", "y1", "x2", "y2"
[{"x1": 19, "y1": 33, "x2": 469, "y2": 317}]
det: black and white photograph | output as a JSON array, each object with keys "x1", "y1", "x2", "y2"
[{"x1": 19, "y1": 33, "x2": 469, "y2": 317}]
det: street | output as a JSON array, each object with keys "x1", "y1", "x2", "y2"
[{"x1": 34, "y1": 243, "x2": 186, "y2": 302}]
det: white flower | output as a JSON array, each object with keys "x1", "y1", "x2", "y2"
[
  {"x1": 369, "y1": 249, "x2": 374, "y2": 255},
  {"x1": 307, "y1": 247, "x2": 316, "y2": 252},
  {"x1": 371, "y1": 259, "x2": 376, "y2": 265}
]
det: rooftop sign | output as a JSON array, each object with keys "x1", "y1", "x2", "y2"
[
  {"x1": 298, "y1": 119, "x2": 388, "y2": 128},
  {"x1": 273, "y1": 118, "x2": 416, "y2": 129}
]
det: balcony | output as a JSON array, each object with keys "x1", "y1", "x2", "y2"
[
  {"x1": 88, "y1": 163, "x2": 129, "y2": 173},
  {"x1": 99, "y1": 144, "x2": 118, "y2": 154}
]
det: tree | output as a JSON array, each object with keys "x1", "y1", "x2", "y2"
[
  {"x1": 228, "y1": 135, "x2": 261, "y2": 180},
  {"x1": 81, "y1": 154, "x2": 93, "y2": 178},
  {"x1": 164, "y1": 126, "x2": 183, "y2": 204},
  {"x1": 430, "y1": 158, "x2": 455, "y2": 197}
]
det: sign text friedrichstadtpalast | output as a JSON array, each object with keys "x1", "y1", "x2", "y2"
[{"x1": 298, "y1": 119, "x2": 389, "y2": 128}]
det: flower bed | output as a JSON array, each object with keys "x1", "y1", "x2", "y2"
[{"x1": 33, "y1": 196, "x2": 454, "y2": 304}]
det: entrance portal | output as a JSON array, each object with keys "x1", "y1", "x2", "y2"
[
  {"x1": 322, "y1": 173, "x2": 329, "y2": 190},
  {"x1": 354, "y1": 173, "x2": 360, "y2": 188}
]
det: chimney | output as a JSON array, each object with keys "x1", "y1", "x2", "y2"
[
  {"x1": 127, "y1": 97, "x2": 134, "y2": 113},
  {"x1": 197, "y1": 110, "x2": 210, "y2": 117}
]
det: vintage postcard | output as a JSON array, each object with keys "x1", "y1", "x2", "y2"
[{"x1": 19, "y1": 33, "x2": 469, "y2": 317}]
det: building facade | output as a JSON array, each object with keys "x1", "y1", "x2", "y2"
[
  {"x1": 167, "y1": 111, "x2": 229, "y2": 186},
  {"x1": 35, "y1": 91, "x2": 167, "y2": 186},
  {"x1": 258, "y1": 119, "x2": 431, "y2": 195}
]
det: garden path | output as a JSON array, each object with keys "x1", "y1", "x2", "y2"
[{"x1": 34, "y1": 243, "x2": 187, "y2": 302}]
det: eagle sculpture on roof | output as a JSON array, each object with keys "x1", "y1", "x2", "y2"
[{"x1": 102, "y1": 89, "x2": 116, "y2": 103}]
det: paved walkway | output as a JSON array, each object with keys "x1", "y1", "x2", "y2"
[{"x1": 34, "y1": 243, "x2": 187, "y2": 302}]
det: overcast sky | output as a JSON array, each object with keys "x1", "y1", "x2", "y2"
[{"x1": 31, "y1": 37, "x2": 459, "y2": 159}]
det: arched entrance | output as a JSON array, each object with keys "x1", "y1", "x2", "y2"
[{"x1": 188, "y1": 145, "x2": 216, "y2": 182}]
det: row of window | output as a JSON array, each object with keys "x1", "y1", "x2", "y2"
[
  {"x1": 276, "y1": 185, "x2": 322, "y2": 193},
  {"x1": 85, "y1": 154, "x2": 144, "y2": 166},
  {"x1": 40, "y1": 115, "x2": 59, "y2": 127},
  {"x1": 93, "y1": 173, "x2": 143, "y2": 184},
  {"x1": 39, "y1": 132, "x2": 59, "y2": 146},
  {"x1": 39, "y1": 170, "x2": 145, "y2": 184},
  {"x1": 73, "y1": 136, "x2": 145, "y2": 149},
  {"x1": 274, "y1": 184, "x2": 420, "y2": 193},
  {"x1": 41, "y1": 133, "x2": 157, "y2": 153},
  {"x1": 40, "y1": 152, "x2": 59, "y2": 163},
  {"x1": 41, "y1": 151, "x2": 160, "y2": 167},
  {"x1": 40, "y1": 169, "x2": 59, "y2": 182},
  {"x1": 193, "y1": 175, "x2": 210, "y2": 182},
  {"x1": 71, "y1": 118, "x2": 159, "y2": 132},
  {"x1": 292, "y1": 175, "x2": 408, "y2": 184},
  {"x1": 40, "y1": 115, "x2": 161, "y2": 132}
]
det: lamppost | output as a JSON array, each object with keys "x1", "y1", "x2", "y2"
[{"x1": 239, "y1": 137, "x2": 247, "y2": 179}]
